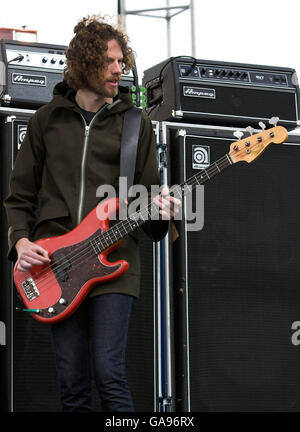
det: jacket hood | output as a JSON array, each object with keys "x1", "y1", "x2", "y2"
[{"x1": 51, "y1": 80, "x2": 134, "y2": 113}]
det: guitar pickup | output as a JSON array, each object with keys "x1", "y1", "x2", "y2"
[
  {"x1": 53, "y1": 253, "x2": 71, "y2": 282},
  {"x1": 22, "y1": 278, "x2": 40, "y2": 301}
]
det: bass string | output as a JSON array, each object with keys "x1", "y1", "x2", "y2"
[
  {"x1": 28, "y1": 135, "x2": 272, "y2": 292},
  {"x1": 27, "y1": 154, "x2": 233, "y2": 291},
  {"x1": 27, "y1": 155, "x2": 232, "y2": 292}
]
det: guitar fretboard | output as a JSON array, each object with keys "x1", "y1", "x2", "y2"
[{"x1": 89, "y1": 153, "x2": 233, "y2": 254}]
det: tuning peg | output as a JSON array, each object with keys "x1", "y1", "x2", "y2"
[
  {"x1": 233, "y1": 130, "x2": 244, "y2": 140},
  {"x1": 245, "y1": 126, "x2": 255, "y2": 136},
  {"x1": 258, "y1": 121, "x2": 266, "y2": 131},
  {"x1": 269, "y1": 116, "x2": 280, "y2": 126}
]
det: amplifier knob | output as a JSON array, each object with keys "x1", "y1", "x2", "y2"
[
  {"x1": 59, "y1": 59, "x2": 64, "y2": 65},
  {"x1": 42, "y1": 56, "x2": 48, "y2": 63},
  {"x1": 51, "y1": 58, "x2": 56, "y2": 64}
]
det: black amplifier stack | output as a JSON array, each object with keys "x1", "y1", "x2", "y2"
[
  {"x1": 143, "y1": 57, "x2": 300, "y2": 412},
  {"x1": 2, "y1": 43, "x2": 300, "y2": 412}
]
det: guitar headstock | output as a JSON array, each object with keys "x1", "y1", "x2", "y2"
[{"x1": 230, "y1": 124, "x2": 288, "y2": 164}]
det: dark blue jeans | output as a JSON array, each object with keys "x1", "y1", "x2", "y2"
[{"x1": 50, "y1": 293, "x2": 134, "y2": 412}]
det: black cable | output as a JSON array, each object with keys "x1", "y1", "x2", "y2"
[
  {"x1": 145, "y1": 55, "x2": 197, "y2": 109},
  {"x1": 158, "y1": 55, "x2": 197, "y2": 87},
  {"x1": 0, "y1": 55, "x2": 25, "y2": 101},
  {"x1": 8, "y1": 54, "x2": 24, "y2": 64},
  {"x1": 132, "y1": 60, "x2": 140, "y2": 107}
]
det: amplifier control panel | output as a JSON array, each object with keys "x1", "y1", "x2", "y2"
[
  {"x1": 1, "y1": 41, "x2": 66, "y2": 73},
  {"x1": 0, "y1": 40, "x2": 67, "y2": 108},
  {"x1": 6, "y1": 47, "x2": 66, "y2": 71},
  {"x1": 179, "y1": 64, "x2": 289, "y2": 88}
]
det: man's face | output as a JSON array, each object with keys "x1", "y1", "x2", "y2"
[{"x1": 87, "y1": 39, "x2": 123, "y2": 98}]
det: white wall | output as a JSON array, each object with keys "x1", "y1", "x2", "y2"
[{"x1": 1, "y1": 0, "x2": 299, "y2": 81}]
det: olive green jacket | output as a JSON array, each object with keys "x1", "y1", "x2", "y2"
[{"x1": 4, "y1": 81, "x2": 168, "y2": 298}]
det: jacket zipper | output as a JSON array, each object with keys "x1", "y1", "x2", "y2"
[{"x1": 77, "y1": 105, "x2": 107, "y2": 225}]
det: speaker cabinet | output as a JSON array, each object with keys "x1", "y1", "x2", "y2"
[
  {"x1": 0, "y1": 109, "x2": 34, "y2": 412},
  {"x1": 166, "y1": 122, "x2": 300, "y2": 412},
  {"x1": 0, "y1": 108, "x2": 159, "y2": 411}
]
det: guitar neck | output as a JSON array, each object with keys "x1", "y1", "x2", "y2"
[
  {"x1": 90, "y1": 124, "x2": 289, "y2": 253},
  {"x1": 170, "y1": 152, "x2": 233, "y2": 199},
  {"x1": 91, "y1": 153, "x2": 233, "y2": 252}
]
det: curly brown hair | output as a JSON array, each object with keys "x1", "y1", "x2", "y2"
[{"x1": 64, "y1": 15, "x2": 134, "y2": 90}]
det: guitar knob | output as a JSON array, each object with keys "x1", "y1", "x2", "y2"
[
  {"x1": 48, "y1": 307, "x2": 56, "y2": 314},
  {"x1": 59, "y1": 298, "x2": 67, "y2": 305}
]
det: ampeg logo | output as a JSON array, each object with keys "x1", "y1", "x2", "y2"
[
  {"x1": 12, "y1": 73, "x2": 46, "y2": 86},
  {"x1": 17, "y1": 124, "x2": 28, "y2": 150},
  {"x1": 193, "y1": 145, "x2": 210, "y2": 169},
  {"x1": 183, "y1": 86, "x2": 216, "y2": 99}
]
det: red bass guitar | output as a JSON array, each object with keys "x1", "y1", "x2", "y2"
[{"x1": 14, "y1": 125, "x2": 288, "y2": 323}]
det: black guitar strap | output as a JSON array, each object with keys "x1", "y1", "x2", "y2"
[{"x1": 120, "y1": 107, "x2": 143, "y2": 199}]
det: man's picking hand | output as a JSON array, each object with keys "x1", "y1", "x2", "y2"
[{"x1": 15, "y1": 238, "x2": 50, "y2": 272}]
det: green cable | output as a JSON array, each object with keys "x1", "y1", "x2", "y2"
[{"x1": 23, "y1": 308, "x2": 40, "y2": 313}]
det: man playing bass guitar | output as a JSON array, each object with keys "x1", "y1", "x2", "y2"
[{"x1": 4, "y1": 15, "x2": 181, "y2": 412}]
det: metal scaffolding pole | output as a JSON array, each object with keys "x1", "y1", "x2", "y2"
[
  {"x1": 117, "y1": 0, "x2": 196, "y2": 57},
  {"x1": 190, "y1": 0, "x2": 195, "y2": 57},
  {"x1": 117, "y1": 0, "x2": 127, "y2": 29},
  {"x1": 166, "y1": 0, "x2": 171, "y2": 58}
]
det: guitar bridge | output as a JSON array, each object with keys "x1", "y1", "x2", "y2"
[{"x1": 22, "y1": 278, "x2": 40, "y2": 301}]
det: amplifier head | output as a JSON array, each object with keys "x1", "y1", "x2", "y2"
[
  {"x1": 143, "y1": 57, "x2": 300, "y2": 129},
  {"x1": 0, "y1": 40, "x2": 139, "y2": 109},
  {"x1": 0, "y1": 40, "x2": 67, "y2": 108}
]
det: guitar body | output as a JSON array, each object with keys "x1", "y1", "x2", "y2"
[{"x1": 14, "y1": 198, "x2": 129, "y2": 324}]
